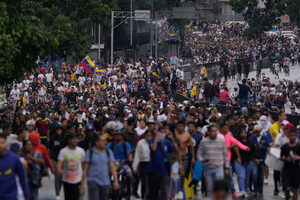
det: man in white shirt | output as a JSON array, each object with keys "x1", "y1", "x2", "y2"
[
  {"x1": 46, "y1": 71, "x2": 53, "y2": 83},
  {"x1": 10, "y1": 85, "x2": 20, "y2": 102}
]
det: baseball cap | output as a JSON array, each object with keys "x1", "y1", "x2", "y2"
[
  {"x1": 26, "y1": 120, "x2": 35, "y2": 126},
  {"x1": 283, "y1": 123, "x2": 295, "y2": 130}
]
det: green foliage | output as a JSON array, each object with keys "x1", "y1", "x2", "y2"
[
  {"x1": 0, "y1": 0, "x2": 118, "y2": 83},
  {"x1": 0, "y1": 0, "x2": 53, "y2": 84},
  {"x1": 229, "y1": 0, "x2": 300, "y2": 38}
]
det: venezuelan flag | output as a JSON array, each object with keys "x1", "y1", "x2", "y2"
[
  {"x1": 80, "y1": 56, "x2": 95, "y2": 74},
  {"x1": 95, "y1": 69, "x2": 107, "y2": 78}
]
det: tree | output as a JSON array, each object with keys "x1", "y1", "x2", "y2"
[
  {"x1": 0, "y1": 0, "x2": 54, "y2": 84},
  {"x1": 0, "y1": 0, "x2": 118, "y2": 83},
  {"x1": 229, "y1": 0, "x2": 300, "y2": 37}
]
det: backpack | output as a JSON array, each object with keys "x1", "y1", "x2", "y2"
[{"x1": 110, "y1": 142, "x2": 128, "y2": 160}]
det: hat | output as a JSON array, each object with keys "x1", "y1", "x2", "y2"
[
  {"x1": 26, "y1": 120, "x2": 35, "y2": 126},
  {"x1": 183, "y1": 100, "x2": 189, "y2": 105},
  {"x1": 297, "y1": 125, "x2": 300, "y2": 129},
  {"x1": 283, "y1": 123, "x2": 295, "y2": 130},
  {"x1": 85, "y1": 124, "x2": 94, "y2": 131},
  {"x1": 190, "y1": 106, "x2": 196, "y2": 109},
  {"x1": 10, "y1": 143, "x2": 20, "y2": 153},
  {"x1": 114, "y1": 129, "x2": 123, "y2": 136}
]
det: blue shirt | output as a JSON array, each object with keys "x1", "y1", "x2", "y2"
[
  {"x1": 147, "y1": 139, "x2": 174, "y2": 175},
  {"x1": 84, "y1": 148, "x2": 115, "y2": 186},
  {"x1": 191, "y1": 132, "x2": 203, "y2": 155},
  {"x1": 107, "y1": 142, "x2": 131, "y2": 160},
  {"x1": 0, "y1": 151, "x2": 29, "y2": 200}
]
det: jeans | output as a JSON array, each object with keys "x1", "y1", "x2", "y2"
[
  {"x1": 148, "y1": 173, "x2": 169, "y2": 200},
  {"x1": 51, "y1": 159, "x2": 62, "y2": 196},
  {"x1": 239, "y1": 98, "x2": 248, "y2": 108},
  {"x1": 204, "y1": 166, "x2": 224, "y2": 197},
  {"x1": 227, "y1": 165, "x2": 236, "y2": 193},
  {"x1": 206, "y1": 97, "x2": 211, "y2": 104},
  {"x1": 169, "y1": 162, "x2": 180, "y2": 198},
  {"x1": 252, "y1": 161, "x2": 265, "y2": 194},
  {"x1": 212, "y1": 96, "x2": 219, "y2": 106},
  {"x1": 87, "y1": 181, "x2": 110, "y2": 200},
  {"x1": 138, "y1": 162, "x2": 149, "y2": 199},
  {"x1": 235, "y1": 161, "x2": 254, "y2": 192},
  {"x1": 63, "y1": 182, "x2": 80, "y2": 200}
]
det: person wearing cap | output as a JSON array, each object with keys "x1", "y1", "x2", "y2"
[
  {"x1": 93, "y1": 112, "x2": 105, "y2": 135},
  {"x1": 250, "y1": 125, "x2": 270, "y2": 197},
  {"x1": 49, "y1": 125, "x2": 67, "y2": 199},
  {"x1": 274, "y1": 123, "x2": 297, "y2": 148},
  {"x1": 57, "y1": 133, "x2": 85, "y2": 200},
  {"x1": 107, "y1": 129, "x2": 132, "y2": 200},
  {"x1": 78, "y1": 124, "x2": 97, "y2": 151},
  {"x1": 290, "y1": 107, "x2": 296, "y2": 115}
]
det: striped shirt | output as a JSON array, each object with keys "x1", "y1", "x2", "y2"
[{"x1": 197, "y1": 137, "x2": 229, "y2": 169}]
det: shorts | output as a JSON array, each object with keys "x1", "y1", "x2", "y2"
[{"x1": 282, "y1": 169, "x2": 300, "y2": 189}]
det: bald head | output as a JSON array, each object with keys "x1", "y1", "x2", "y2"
[{"x1": 253, "y1": 124, "x2": 262, "y2": 132}]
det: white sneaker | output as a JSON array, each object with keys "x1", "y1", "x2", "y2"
[
  {"x1": 56, "y1": 196, "x2": 61, "y2": 200},
  {"x1": 176, "y1": 191, "x2": 184, "y2": 200},
  {"x1": 242, "y1": 191, "x2": 249, "y2": 198},
  {"x1": 264, "y1": 179, "x2": 269, "y2": 185},
  {"x1": 280, "y1": 193, "x2": 285, "y2": 199}
]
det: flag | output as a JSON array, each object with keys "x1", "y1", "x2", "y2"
[
  {"x1": 95, "y1": 69, "x2": 107, "y2": 78},
  {"x1": 80, "y1": 56, "x2": 95, "y2": 74}
]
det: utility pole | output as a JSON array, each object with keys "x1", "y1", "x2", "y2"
[
  {"x1": 111, "y1": 11, "x2": 114, "y2": 67},
  {"x1": 155, "y1": 11, "x2": 158, "y2": 59},
  {"x1": 98, "y1": 24, "x2": 101, "y2": 61},
  {"x1": 150, "y1": 0, "x2": 153, "y2": 56},
  {"x1": 130, "y1": 0, "x2": 133, "y2": 46}
]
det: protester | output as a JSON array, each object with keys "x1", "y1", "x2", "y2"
[
  {"x1": 0, "y1": 133, "x2": 30, "y2": 200},
  {"x1": 81, "y1": 135, "x2": 119, "y2": 200},
  {"x1": 57, "y1": 133, "x2": 85, "y2": 200},
  {"x1": 197, "y1": 124, "x2": 230, "y2": 197}
]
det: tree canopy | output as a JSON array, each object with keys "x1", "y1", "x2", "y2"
[
  {"x1": 0, "y1": 0, "x2": 118, "y2": 84},
  {"x1": 229, "y1": 0, "x2": 300, "y2": 37}
]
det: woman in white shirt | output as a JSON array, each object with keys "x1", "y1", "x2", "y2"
[
  {"x1": 135, "y1": 119, "x2": 148, "y2": 137},
  {"x1": 132, "y1": 130, "x2": 151, "y2": 199}
]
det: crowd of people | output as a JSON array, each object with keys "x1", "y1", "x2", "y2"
[{"x1": 0, "y1": 21, "x2": 300, "y2": 200}]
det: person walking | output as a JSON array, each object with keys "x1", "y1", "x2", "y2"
[
  {"x1": 80, "y1": 135, "x2": 119, "y2": 200},
  {"x1": 132, "y1": 130, "x2": 151, "y2": 199},
  {"x1": 197, "y1": 124, "x2": 230, "y2": 197},
  {"x1": 0, "y1": 133, "x2": 30, "y2": 200},
  {"x1": 57, "y1": 133, "x2": 85, "y2": 200},
  {"x1": 250, "y1": 125, "x2": 270, "y2": 197},
  {"x1": 49, "y1": 125, "x2": 67, "y2": 199}
]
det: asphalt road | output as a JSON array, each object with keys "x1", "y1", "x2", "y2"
[{"x1": 38, "y1": 170, "x2": 287, "y2": 200}]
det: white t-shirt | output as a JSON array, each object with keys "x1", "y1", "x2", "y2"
[
  {"x1": 135, "y1": 127, "x2": 148, "y2": 136},
  {"x1": 46, "y1": 73, "x2": 53, "y2": 82},
  {"x1": 38, "y1": 74, "x2": 44, "y2": 80},
  {"x1": 78, "y1": 76, "x2": 86, "y2": 86},
  {"x1": 10, "y1": 89, "x2": 20, "y2": 100},
  {"x1": 58, "y1": 146, "x2": 85, "y2": 184}
]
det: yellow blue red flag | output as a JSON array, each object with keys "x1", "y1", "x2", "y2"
[{"x1": 80, "y1": 56, "x2": 95, "y2": 74}]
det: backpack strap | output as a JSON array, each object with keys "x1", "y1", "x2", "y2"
[{"x1": 123, "y1": 142, "x2": 128, "y2": 159}]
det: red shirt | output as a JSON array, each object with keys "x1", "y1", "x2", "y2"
[
  {"x1": 39, "y1": 67, "x2": 46, "y2": 75},
  {"x1": 219, "y1": 90, "x2": 230, "y2": 102},
  {"x1": 35, "y1": 118, "x2": 51, "y2": 137}
]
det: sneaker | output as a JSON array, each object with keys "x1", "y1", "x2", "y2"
[
  {"x1": 242, "y1": 191, "x2": 249, "y2": 198},
  {"x1": 232, "y1": 192, "x2": 243, "y2": 199},
  {"x1": 274, "y1": 189, "x2": 279, "y2": 196},
  {"x1": 280, "y1": 193, "x2": 286, "y2": 199},
  {"x1": 56, "y1": 196, "x2": 61, "y2": 200},
  {"x1": 253, "y1": 192, "x2": 258, "y2": 197},
  {"x1": 264, "y1": 179, "x2": 269, "y2": 185},
  {"x1": 176, "y1": 191, "x2": 183, "y2": 200}
]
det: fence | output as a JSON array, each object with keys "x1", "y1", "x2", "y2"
[{"x1": 173, "y1": 92, "x2": 300, "y2": 126}]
